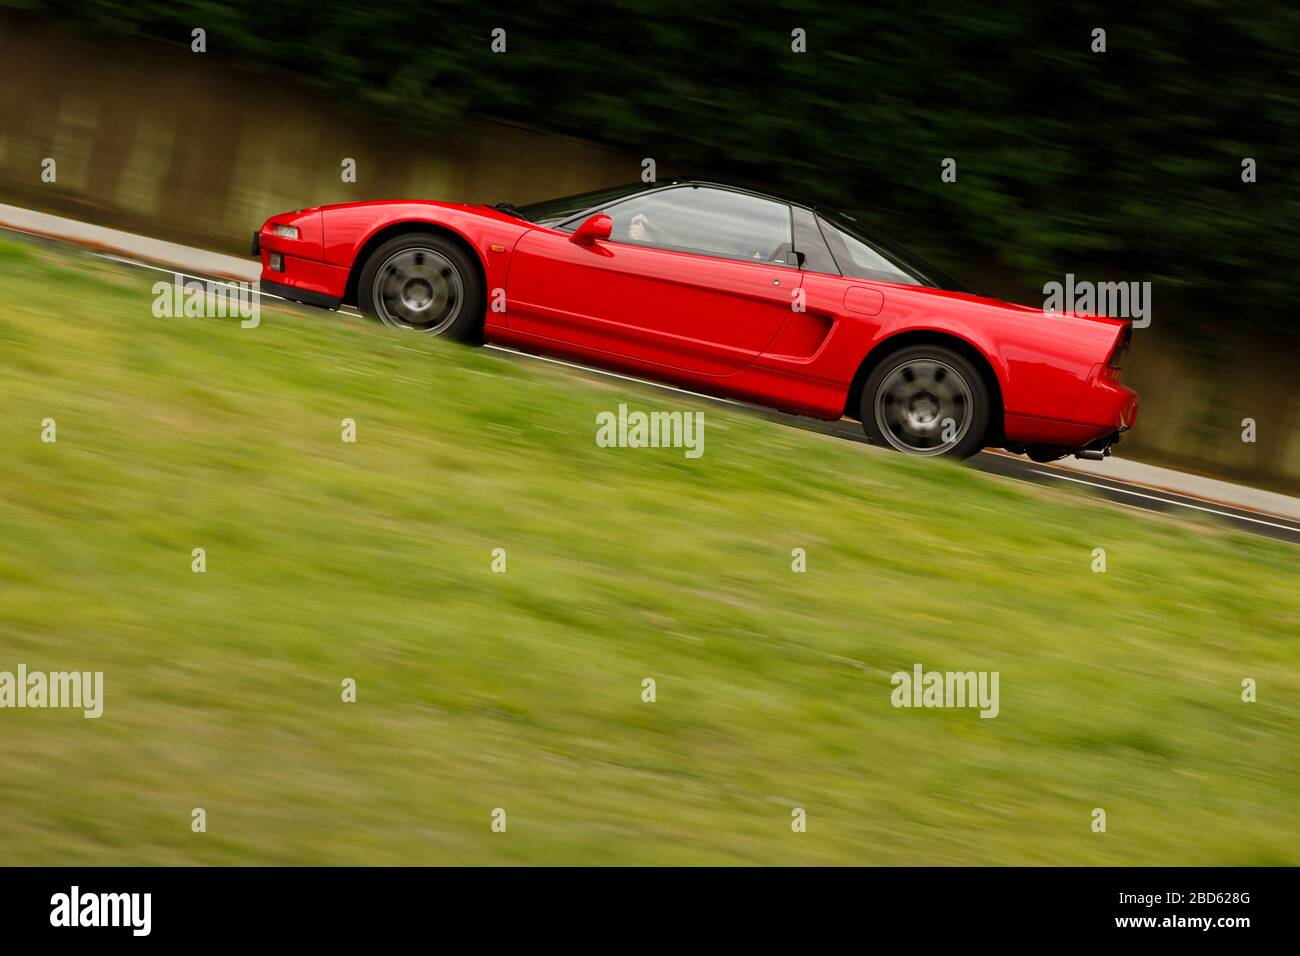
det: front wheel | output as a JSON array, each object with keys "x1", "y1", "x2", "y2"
[
  {"x1": 357, "y1": 233, "x2": 483, "y2": 341},
  {"x1": 860, "y1": 345, "x2": 990, "y2": 459}
]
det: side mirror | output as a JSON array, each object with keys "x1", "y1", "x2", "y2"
[{"x1": 570, "y1": 213, "x2": 613, "y2": 246}]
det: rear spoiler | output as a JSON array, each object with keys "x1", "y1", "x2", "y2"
[{"x1": 1107, "y1": 324, "x2": 1133, "y2": 370}]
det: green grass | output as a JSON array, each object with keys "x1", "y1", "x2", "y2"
[{"x1": 0, "y1": 234, "x2": 1297, "y2": 865}]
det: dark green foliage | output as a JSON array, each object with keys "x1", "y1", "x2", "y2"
[{"x1": 12, "y1": 0, "x2": 1298, "y2": 332}]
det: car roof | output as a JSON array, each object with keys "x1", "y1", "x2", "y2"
[
  {"x1": 647, "y1": 177, "x2": 821, "y2": 212},
  {"x1": 527, "y1": 177, "x2": 973, "y2": 296}
]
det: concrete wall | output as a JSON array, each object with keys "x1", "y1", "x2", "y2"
[
  {"x1": 0, "y1": 12, "x2": 633, "y2": 252},
  {"x1": 1118, "y1": 324, "x2": 1299, "y2": 491},
  {"x1": 1, "y1": 11, "x2": 1296, "y2": 490}
]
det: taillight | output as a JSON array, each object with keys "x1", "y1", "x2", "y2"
[{"x1": 1108, "y1": 325, "x2": 1132, "y2": 370}]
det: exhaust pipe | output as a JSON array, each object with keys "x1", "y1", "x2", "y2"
[{"x1": 1075, "y1": 448, "x2": 1109, "y2": 461}]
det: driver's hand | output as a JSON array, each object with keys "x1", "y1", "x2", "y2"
[{"x1": 628, "y1": 213, "x2": 650, "y2": 241}]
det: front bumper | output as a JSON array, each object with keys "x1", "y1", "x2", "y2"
[
  {"x1": 258, "y1": 276, "x2": 342, "y2": 310},
  {"x1": 252, "y1": 218, "x2": 348, "y2": 310}
]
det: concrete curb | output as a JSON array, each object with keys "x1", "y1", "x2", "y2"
[
  {"x1": 1051, "y1": 455, "x2": 1300, "y2": 523},
  {"x1": 0, "y1": 203, "x2": 259, "y2": 282}
]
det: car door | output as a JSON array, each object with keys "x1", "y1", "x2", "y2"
[{"x1": 505, "y1": 185, "x2": 803, "y2": 376}]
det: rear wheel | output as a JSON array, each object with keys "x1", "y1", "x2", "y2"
[
  {"x1": 860, "y1": 345, "x2": 990, "y2": 459},
  {"x1": 357, "y1": 233, "x2": 483, "y2": 341}
]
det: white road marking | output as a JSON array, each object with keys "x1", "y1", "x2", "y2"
[
  {"x1": 483, "y1": 344, "x2": 751, "y2": 407},
  {"x1": 1031, "y1": 470, "x2": 1300, "y2": 533},
  {"x1": 91, "y1": 253, "x2": 366, "y2": 316},
  {"x1": 94, "y1": 254, "x2": 261, "y2": 292}
]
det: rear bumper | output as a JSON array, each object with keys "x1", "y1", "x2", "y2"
[
  {"x1": 1073, "y1": 365, "x2": 1139, "y2": 433},
  {"x1": 1005, "y1": 361, "x2": 1138, "y2": 450}
]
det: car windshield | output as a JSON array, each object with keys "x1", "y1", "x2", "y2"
[
  {"x1": 510, "y1": 183, "x2": 656, "y2": 228},
  {"x1": 826, "y1": 211, "x2": 974, "y2": 294}
]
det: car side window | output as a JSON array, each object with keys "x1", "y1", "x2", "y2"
[
  {"x1": 592, "y1": 187, "x2": 795, "y2": 266},
  {"x1": 791, "y1": 207, "x2": 840, "y2": 275},
  {"x1": 820, "y1": 220, "x2": 925, "y2": 286}
]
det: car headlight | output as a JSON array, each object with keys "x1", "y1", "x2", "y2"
[{"x1": 272, "y1": 224, "x2": 300, "y2": 240}]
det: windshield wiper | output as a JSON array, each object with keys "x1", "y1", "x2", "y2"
[{"x1": 491, "y1": 202, "x2": 528, "y2": 221}]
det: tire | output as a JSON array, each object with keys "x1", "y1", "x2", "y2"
[
  {"x1": 860, "y1": 344, "x2": 990, "y2": 459},
  {"x1": 357, "y1": 233, "x2": 484, "y2": 341}
]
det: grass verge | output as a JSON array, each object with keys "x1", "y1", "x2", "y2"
[{"x1": 0, "y1": 234, "x2": 1296, "y2": 864}]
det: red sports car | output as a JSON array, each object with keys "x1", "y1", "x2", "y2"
[{"x1": 253, "y1": 179, "x2": 1137, "y2": 460}]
